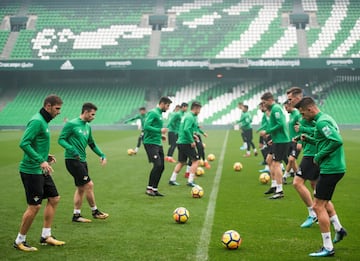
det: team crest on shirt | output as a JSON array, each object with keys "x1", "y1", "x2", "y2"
[
  {"x1": 83, "y1": 176, "x2": 89, "y2": 181},
  {"x1": 33, "y1": 196, "x2": 40, "y2": 202}
]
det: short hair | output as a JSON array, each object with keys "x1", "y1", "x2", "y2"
[
  {"x1": 286, "y1": 87, "x2": 303, "y2": 96},
  {"x1": 175, "y1": 105, "x2": 181, "y2": 109},
  {"x1": 243, "y1": 105, "x2": 248, "y2": 110},
  {"x1": 294, "y1": 96, "x2": 316, "y2": 109},
  {"x1": 261, "y1": 92, "x2": 274, "y2": 101},
  {"x1": 159, "y1": 96, "x2": 172, "y2": 105},
  {"x1": 44, "y1": 94, "x2": 62, "y2": 106},
  {"x1": 238, "y1": 101, "x2": 243, "y2": 106},
  {"x1": 82, "y1": 102, "x2": 97, "y2": 113},
  {"x1": 180, "y1": 102, "x2": 188, "y2": 108},
  {"x1": 139, "y1": 107, "x2": 146, "y2": 111},
  {"x1": 191, "y1": 101, "x2": 202, "y2": 110}
]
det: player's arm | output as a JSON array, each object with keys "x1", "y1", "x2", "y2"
[
  {"x1": 19, "y1": 120, "x2": 46, "y2": 164},
  {"x1": 88, "y1": 129, "x2": 106, "y2": 164},
  {"x1": 266, "y1": 109, "x2": 284, "y2": 133},
  {"x1": 143, "y1": 112, "x2": 161, "y2": 133},
  {"x1": 124, "y1": 114, "x2": 140, "y2": 123},
  {"x1": 314, "y1": 121, "x2": 343, "y2": 164}
]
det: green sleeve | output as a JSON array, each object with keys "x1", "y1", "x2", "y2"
[
  {"x1": 19, "y1": 120, "x2": 46, "y2": 164},
  {"x1": 314, "y1": 121, "x2": 343, "y2": 163},
  {"x1": 183, "y1": 117, "x2": 195, "y2": 143},
  {"x1": 58, "y1": 122, "x2": 79, "y2": 157},
  {"x1": 88, "y1": 128, "x2": 105, "y2": 158},
  {"x1": 144, "y1": 111, "x2": 161, "y2": 133},
  {"x1": 124, "y1": 114, "x2": 140, "y2": 123},
  {"x1": 267, "y1": 109, "x2": 284, "y2": 133}
]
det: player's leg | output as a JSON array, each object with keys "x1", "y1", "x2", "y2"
[
  {"x1": 268, "y1": 143, "x2": 289, "y2": 199},
  {"x1": 150, "y1": 146, "x2": 165, "y2": 196},
  {"x1": 166, "y1": 132, "x2": 177, "y2": 163}
]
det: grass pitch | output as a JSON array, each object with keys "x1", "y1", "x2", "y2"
[{"x1": 0, "y1": 129, "x2": 359, "y2": 260}]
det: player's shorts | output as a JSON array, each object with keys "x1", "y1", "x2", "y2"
[
  {"x1": 296, "y1": 156, "x2": 320, "y2": 181},
  {"x1": 20, "y1": 172, "x2": 59, "y2": 205},
  {"x1": 168, "y1": 131, "x2": 178, "y2": 146},
  {"x1": 144, "y1": 144, "x2": 164, "y2": 164},
  {"x1": 271, "y1": 142, "x2": 289, "y2": 162},
  {"x1": 314, "y1": 173, "x2": 344, "y2": 200},
  {"x1": 177, "y1": 143, "x2": 199, "y2": 163},
  {"x1": 259, "y1": 135, "x2": 266, "y2": 145},
  {"x1": 288, "y1": 141, "x2": 301, "y2": 159},
  {"x1": 65, "y1": 159, "x2": 91, "y2": 187}
]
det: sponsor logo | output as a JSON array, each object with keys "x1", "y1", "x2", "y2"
[
  {"x1": 157, "y1": 60, "x2": 209, "y2": 68},
  {"x1": 0, "y1": 62, "x2": 34, "y2": 68},
  {"x1": 60, "y1": 60, "x2": 74, "y2": 70}
]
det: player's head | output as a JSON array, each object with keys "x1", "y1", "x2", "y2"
[
  {"x1": 286, "y1": 87, "x2": 303, "y2": 107},
  {"x1": 238, "y1": 102, "x2": 244, "y2": 110},
  {"x1": 294, "y1": 96, "x2": 319, "y2": 121},
  {"x1": 191, "y1": 101, "x2": 202, "y2": 115},
  {"x1": 180, "y1": 102, "x2": 188, "y2": 112},
  {"x1": 242, "y1": 104, "x2": 248, "y2": 112},
  {"x1": 174, "y1": 105, "x2": 181, "y2": 112},
  {"x1": 81, "y1": 102, "x2": 98, "y2": 122},
  {"x1": 139, "y1": 107, "x2": 146, "y2": 115},
  {"x1": 158, "y1": 96, "x2": 172, "y2": 112},
  {"x1": 43, "y1": 94, "x2": 63, "y2": 119},
  {"x1": 260, "y1": 92, "x2": 274, "y2": 109}
]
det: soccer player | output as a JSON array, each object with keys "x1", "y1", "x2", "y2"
[
  {"x1": 286, "y1": 87, "x2": 318, "y2": 227},
  {"x1": 14, "y1": 95, "x2": 65, "y2": 252},
  {"x1": 143, "y1": 96, "x2": 172, "y2": 196},
  {"x1": 237, "y1": 104, "x2": 257, "y2": 157},
  {"x1": 257, "y1": 102, "x2": 271, "y2": 172},
  {"x1": 259, "y1": 92, "x2": 290, "y2": 199},
  {"x1": 296, "y1": 97, "x2": 347, "y2": 257},
  {"x1": 282, "y1": 100, "x2": 301, "y2": 183},
  {"x1": 58, "y1": 103, "x2": 109, "y2": 222},
  {"x1": 124, "y1": 107, "x2": 147, "y2": 154},
  {"x1": 237, "y1": 102, "x2": 247, "y2": 150},
  {"x1": 165, "y1": 103, "x2": 188, "y2": 163},
  {"x1": 169, "y1": 101, "x2": 202, "y2": 187}
]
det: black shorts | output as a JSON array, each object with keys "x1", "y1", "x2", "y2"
[
  {"x1": 288, "y1": 141, "x2": 301, "y2": 159},
  {"x1": 65, "y1": 159, "x2": 91, "y2": 187},
  {"x1": 177, "y1": 144, "x2": 199, "y2": 163},
  {"x1": 271, "y1": 142, "x2": 289, "y2": 162},
  {"x1": 20, "y1": 172, "x2": 59, "y2": 205},
  {"x1": 296, "y1": 156, "x2": 320, "y2": 181},
  {"x1": 144, "y1": 144, "x2": 164, "y2": 163},
  {"x1": 168, "y1": 132, "x2": 178, "y2": 146},
  {"x1": 315, "y1": 173, "x2": 344, "y2": 200}
]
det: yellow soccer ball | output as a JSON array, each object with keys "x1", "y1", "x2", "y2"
[
  {"x1": 259, "y1": 173, "x2": 271, "y2": 184},
  {"x1": 221, "y1": 230, "x2": 242, "y2": 250},
  {"x1": 127, "y1": 148, "x2": 135, "y2": 156},
  {"x1": 173, "y1": 207, "x2": 190, "y2": 224},
  {"x1": 207, "y1": 154, "x2": 215, "y2": 161},
  {"x1": 196, "y1": 167, "x2": 205, "y2": 176},
  {"x1": 191, "y1": 185, "x2": 204, "y2": 198},
  {"x1": 233, "y1": 162, "x2": 243, "y2": 171}
]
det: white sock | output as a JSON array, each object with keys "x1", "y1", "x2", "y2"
[
  {"x1": 147, "y1": 186, "x2": 153, "y2": 190},
  {"x1": 283, "y1": 171, "x2": 290, "y2": 178},
  {"x1": 321, "y1": 232, "x2": 333, "y2": 250},
  {"x1": 186, "y1": 165, "x2": 190, "y2": 173},
  {"x1": 188, "y1": 173, "x2": 195, "y2": 183},
  {"x1": 254, "y1": 148, "x2": 257, "y2": 153},
  {"x1": 170, "y1": 172, "x2": 178, "y2": 182},
  {"x1": 74, "y1": 209, "x2": 81, "y2": 215},
  {"x1": 308, "y1": 207, "x2": 316, "y2": 218},
  {"x1": 15, "y1": 233, "x2": 26, "y2": 244},
  {"x1": 246, "y1": 150, "x2": 250, "y2": 155},
  {"x1": 280, "y1": 163, "x2": 284, "y2": 170},
  {"x1": 91, "y1": 206, "x2": 97, "y2": 211},
  {"x1": 264, "y1": 165, "x2": 269, "y2": 171},
  {"x1": 330, "y1": 215, "x2": 342, "y2": 231},
  {"x1": 271, "y1": 180, "x2": 276, "y2": 188},
  {"x1": 41, "y1": 228, "x2": 51, "y2": 238},
  {"x1": 276, "y1": 183, "x2": 283, "y2": 193}
]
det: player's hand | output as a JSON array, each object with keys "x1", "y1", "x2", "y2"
[
  {"x1": 100, "y1": 157, "x2": 107, "y2": 166},
  {"x1": 161, "y1": 128, "x2": 168, "y2": 134},
  {"x1": 191, "y1": 142, "x2": 196, "y2": 148},
  {"x1": 41, "y1": 161, "x2": 54, "y2": 175},
  {"x1": 294, "y1": 123, "x2": 300, "y2": 132},
  {"x1": 161, "y1": 134, "x2": 167, "y2": 141},
  {"x1": 267, "y1": 139, "x2": 273, "y2": 146},
  {"x1": 300, "y1": 134, "x2": 307, "y2": 141},
  {"x1": 47, "y1": 154, "x2": 56, "y2": 164},
  {"x1": 259, "y1": 130, "x2": 266, "y2": 137},
  {"x1": 203, "y1": 133, "x2": 208, "y2": 138}
]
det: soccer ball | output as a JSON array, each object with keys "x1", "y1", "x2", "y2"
[
  {"x1": 207, "y1": 154, "x2": 215, "y2": 161},
  {"x1": 221, "y1": 230, "x2": 242, "y2": 250},
  {"x1": 259, "y1": 173, "x2": 270, "y2": 184},
  {"x1": 127, "y1": 148, "x2": 135, "y2": 155},
  {"x1": 199, "y1": 159, "x2": 205, "y2": 167},
  {"x1": 173, "y1": 207, "x2": 190, "y2": 224},
  {"x1": 196, "y1": 167, "x2": 205, "y2": 176},
  {"x1": 191, "y1": 185, "x2": 204, "y2": 198},
  {"x1": 233, "y1": 162, "x2": 243, "y2": 171}
]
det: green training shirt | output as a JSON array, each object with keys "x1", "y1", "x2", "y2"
[
  {"x1": 266, "y1": 103, "x2": 290, "y2": 143},
  {"x1": 124, "y1": 113, "x2": 146, "y2": 130},
  {"x1": 313, "y1": 112, "x2": 346, "y2": 174},
  {"x1": 288, "y1": 108, "x2": 301, "y2": 139},
  {"x1": 257, "y1": 112, "x2": 269, "y2": 132},
  {"x1": 143, "y1": 107, "x2": 164, "y2": 146},
  {"x1": 167, "y1": 111, "x2": 182, "y2": 133},
  {"x1": 58, "y1": 117, "x2": 105, "y2": 162},
  {"x1": 237, "y1": 111, "x2": 252, "y2": 130},
  {"x1": 177, "y1": 111, "x2": 197, "y2": 144},
  {"x1": 19, "y1": 112, "x2": 51, "y2": 174},
  {"x1": 298, "y1": 118, "x2": 317, "y2": 156}
]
